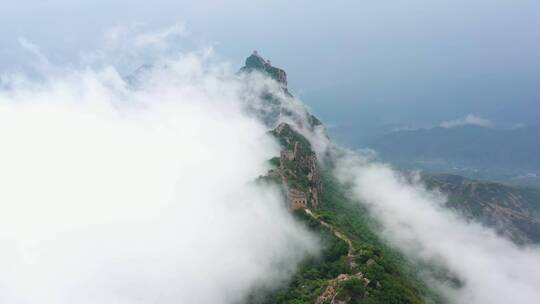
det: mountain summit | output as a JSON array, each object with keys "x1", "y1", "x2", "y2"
[
  {"x1": 239, "y1": 52, "x2": 430, "y2": 304},
  {"x1": 240, "y1": 51, "x2": 288, "y2": 91}
]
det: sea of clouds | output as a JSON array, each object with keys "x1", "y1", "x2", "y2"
[
  {"x1": 4, "y1": 22, "x2": 540, "y2": 304},
  {"x1": 334, "y1": 151, "x2": 540, "y2": 304},
  {"x1": 0, "y1": 27, "x2": 318, "y2": 304}
]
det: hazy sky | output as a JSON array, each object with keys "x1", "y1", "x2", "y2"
[
  {"x1": 2, "y1": 0, "x2": 540, "y2": 143},
  {"x1": 1, "y1": 3, "x2": 540, "y2": 301}
]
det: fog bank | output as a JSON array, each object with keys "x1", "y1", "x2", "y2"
[
  {"x1": 335, "y1": 152, "x2": 540, "y2": 304},
  {"x1": 0, "y1": 51, "x2": 318, "y2": 303}
]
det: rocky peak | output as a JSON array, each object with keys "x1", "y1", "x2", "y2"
[
  {"x1": 242, "y1": 52, "x2": 325, "y2": 209},
  {"x1": 245, "y1": 51, "x2": 267, "y2": 69},
  {"x1": 240, "y1": 51, "x2": 288, "y2": 90}
]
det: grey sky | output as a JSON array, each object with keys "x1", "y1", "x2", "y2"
[{"x1": 2, "y1": 0, "x2": 540, "y2": 144}]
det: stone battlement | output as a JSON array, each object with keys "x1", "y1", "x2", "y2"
[{"x1": 288, "y1": 189, "x2": 307, "y2": 210}]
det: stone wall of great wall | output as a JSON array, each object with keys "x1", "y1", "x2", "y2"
[
  {"x1": 288, "y1": 189, "x2": 308, "y2": 210},
  {"x1": 270, "y1": 123, "x2": 322, "y2": 211},
  {"x1": 242, "y1": 52, "x2": 323, "y2": 212}
]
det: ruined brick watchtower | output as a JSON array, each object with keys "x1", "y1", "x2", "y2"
[{"x1": 288, "y1": 189, "x2": 308, "y2": 210}]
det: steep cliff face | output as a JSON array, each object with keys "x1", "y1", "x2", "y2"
[
  {"x1": 240, "y1": 51, "x2": 288, "y2": 90},
  {"x1": 239, "y1": 52, "x2": 325, "y2": 209},
  {"x1": 239, "y1": 52, "x2": 330, "y2": 157},
  {"x1": 245, "y1": 52, "x2": 429, "y2": 304},
  {"x1": 270, "y1": 122, "x2": 322, "y2": 210}
]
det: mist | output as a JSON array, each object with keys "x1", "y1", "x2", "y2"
[
  {"x1": 335, "y1": 152, "x2": 540, "y2": 303},
  {"x1": 3, "y1": 14, "x2": 540, "y2": 302},
  {"x1": 3, "y1": 0, "x2": 540, "y2": 137},
  {"x1": 0, "y1": 43, "x2": 318, "y2": 303}
]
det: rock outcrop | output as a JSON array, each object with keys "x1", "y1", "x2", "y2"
[
  {"x1": 238, "y1": 51, "x2": 330, "y2": 149},
  {"x1": 240, "y1": 51, "x2": 288, "y2": 90},
  {"x1": 315, "y1": 273, "x2": 369, "y2": 304},
  {"x1": 245, "y1": 52, "x2": 420, "y2": 304},
  {"x1": 271, "y1": 122, "x2": 322, "y2": 210},
  {"x1": 239, "y1": 51, "x2": 324, "y2": 210}
]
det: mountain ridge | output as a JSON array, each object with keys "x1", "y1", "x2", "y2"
[
  {"x1": 368, "y1": 124, "x2": 540, "y2": 187},
  {"x1": 241, "y1": 52, "x2": 432, "y2": 304},
  {"x1": 238, "y1": 51, "x2": 540, "y2": 303},
  {"x1": 423, "y1": 173, "x2": 540, "y2": 244}
]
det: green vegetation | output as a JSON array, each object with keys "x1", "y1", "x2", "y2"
[
  {"x1": 269, "y1": 123, "x2": 312, "y2": 153},
  {"x1": 337, "y1": 278, "x2": 367, "y2": 302},
  {"x1": 285, "y1": 166, "x2": 311, "y2": 192},
  {"x1": 251, "y1": 169, "x2": 437, "y2": 303},
  {"x1": 269, "y1": 123, "x2": 318, "y2": 196},
  {"x1": 260, "y1": 123, "x2": 438, "y2": 303},
  {"x1": 249, "y1": 210, "x2": 350, "y2": 304},
  {"x1": 315, "y1": 172, "x2": 430, "y2": 303},
  {"x1": 424, "y1": 173, "x2": 540, "y2": 244},
  {"x1": 269, "y1": 156, "x2": 281, "y2": 168}
]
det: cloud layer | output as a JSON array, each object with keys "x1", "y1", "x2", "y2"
[
  {"x1": 335, "y1": 152, "x2": 540, "y2": 304},
  {"x1": 0, "y1": 51, "x2": 317, "y2": 303},
  {"x1": 440, "y1": 114, "x2": 493, "y2": 128}
]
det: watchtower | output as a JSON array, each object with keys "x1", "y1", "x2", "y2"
[{"x1": 288, "y1": 189, "x2": 308, "y2": 210}]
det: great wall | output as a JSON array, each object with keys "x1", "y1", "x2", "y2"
[{"x1": 243, "y1": 51, "x2": 371, "y2": 303}]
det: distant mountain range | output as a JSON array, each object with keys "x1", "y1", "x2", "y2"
[
  {"x1": 237, "y1": 52, "x2": 540, "y2": 303},
  {"x1": 367, "y1": 125, "x2": 540, "y2": 187},
  {"x1": 367, "y1": 123, "x2": 540, "y2": 243},
  {"x1": 423, "y1": 173, "x2": 540, "y2": 244}
]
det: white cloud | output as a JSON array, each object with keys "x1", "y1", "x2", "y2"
[
  {"x1": 80, "y1": 23, "x2": 194, "y2": 74},
  {"x1": 391, "y1": 125, "x2": 420, "y2": 132},
  {"x1": 0, "y1": 51, "x2": 317, "y2": 303},
  {"x1": 335, "y1": 152, "x2": 540, "y2": 304},
  {"x1": 440, "y1": 114, "x2": 493, "y2": 128},
  {"x1": 134, "y1": 23, "x2": 188, "y2": 48},
  {"x1": 17, "y1": 37, "x2": 54, "y2": 73}
]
